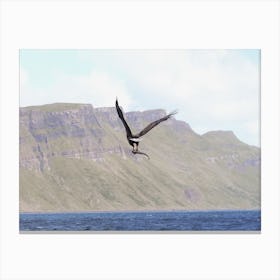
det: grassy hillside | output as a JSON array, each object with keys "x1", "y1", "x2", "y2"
[{"x1": 19, "y1": 103, "x2": 261, "y2": 212}]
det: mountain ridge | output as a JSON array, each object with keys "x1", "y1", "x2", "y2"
[{"x1": 19, "y1": 103, "x2": 261, "y2": 212}]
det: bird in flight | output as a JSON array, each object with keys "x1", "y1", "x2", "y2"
[{"x1": 115, "y1": 98, "x2": 177, "y2": 159}]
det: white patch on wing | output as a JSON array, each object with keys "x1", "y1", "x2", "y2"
[{"x1": 129, "y1": 138, "x2": 142, "y2": 142}]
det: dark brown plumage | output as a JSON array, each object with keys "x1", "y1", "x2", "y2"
[{"x1": 115, "y1": 98, "x2": 177, "y2": 159}]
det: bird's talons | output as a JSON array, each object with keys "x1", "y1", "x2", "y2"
[{"x1": 131, "y1": 150, "x2": 150, "y2": 160}]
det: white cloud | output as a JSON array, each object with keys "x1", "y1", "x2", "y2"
[
  {"x1": 20, "y1": 50, "x2": 260, "y2": 145},
  {"x1": 75, "y1": 71, "x2": 132, "y2": 108},
  {"x1": 108, "y1": 50, "x2": 260, "y2": 144},
  {"x1": 244, "y1": 120, "x2": 259, "y2": 134},
  {"x1": 20, "y1": 68, "x2": 28, "y2": 86},
  {"x1": 20, "y1": 70, "x2": 132, "y2": 109}
]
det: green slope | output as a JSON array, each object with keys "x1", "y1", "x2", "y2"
[{"x1": 19, "y1": 103, "x2": 261, "y2": 212}]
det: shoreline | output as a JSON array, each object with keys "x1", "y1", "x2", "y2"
[{"x1": 19, "y1": 208, "x2": 261, "y2": 215}]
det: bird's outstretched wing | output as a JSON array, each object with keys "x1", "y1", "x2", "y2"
[
  {"x1": 115, "y1": 99, "x2": 132, "y2": 138},
  {"x1": 136, "y1": 111, "x2": 177, "y2": 137}
]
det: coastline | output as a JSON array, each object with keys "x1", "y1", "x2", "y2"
[{"x1": 19, "y1": 208, "x2": 261, "y2": 215}]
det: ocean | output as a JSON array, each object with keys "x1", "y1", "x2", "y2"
[{"x1": 19, "y1": 210, "x2": 261, "y2": 231}]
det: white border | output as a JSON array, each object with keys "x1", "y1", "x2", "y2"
[{"x1": 1, "y1": 1, "x2": 279, "y2": 280}]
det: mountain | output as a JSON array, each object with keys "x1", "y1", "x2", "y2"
[{"x1": 19, "y1": 103, "x2": 261, "y2": 212}]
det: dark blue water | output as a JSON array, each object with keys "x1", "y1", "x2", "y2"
[{"x1": 19, "y1": 210, "x2": 261, "y2": 231}]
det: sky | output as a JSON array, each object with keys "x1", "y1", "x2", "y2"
[{"x1": 20, "y1": 49, "x2": 260, "y2": 146}]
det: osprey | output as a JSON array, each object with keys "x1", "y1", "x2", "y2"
[{"x1": 115, "y1": 98, "x2": 177, "y2": 159}]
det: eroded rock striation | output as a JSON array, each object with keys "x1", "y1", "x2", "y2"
[{"x1": 19, "y1": 103, "x2": 261, "y2": 212}]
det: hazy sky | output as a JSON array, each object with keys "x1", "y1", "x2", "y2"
[{"x1": 20, "y1": 49, "x2": 260, "y2": 146}]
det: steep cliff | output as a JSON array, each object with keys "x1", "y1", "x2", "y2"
[{"x1": 19, "y1": 103, "x2": 261, "y2": 212}]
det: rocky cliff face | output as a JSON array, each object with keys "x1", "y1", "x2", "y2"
[{"x1": 19, "y1": 103, "x2": 261, "y2": 212}]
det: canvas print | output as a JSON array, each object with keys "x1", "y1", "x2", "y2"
[{"x1": 19, "y1": 49, "x2": 261, "y2": 231}]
